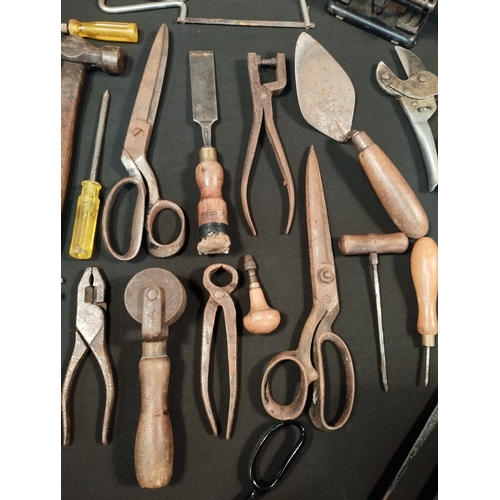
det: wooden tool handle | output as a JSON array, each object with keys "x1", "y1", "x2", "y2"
[
  {"x1": 61, "y1": 61, "x2": 86, "y2": 212},
  {"x1": 351, "y1": 131, "x2": 429, "y2": 239},
  {"x1": 410, "y1": 237, "x2": 438, "y2": 345},
  {"x1": 338, "y1": 232, "x2": 409, "y2": 256},
  {"x1": 195, "y1": 147, "x2": 231, "y2": 255},
  {"x1": 135, "y1": 342, "x2": 173, "y2": 489}
]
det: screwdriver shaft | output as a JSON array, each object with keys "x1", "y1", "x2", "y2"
[
  {"x1": 90, "y1": 90, "x2": 110, "y2": 181},
  {"x1": 370, "y1": 252, "x2": 388, "y2": 392}
]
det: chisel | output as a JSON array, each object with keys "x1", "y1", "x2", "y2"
[{"x1": 189, "y1": 51, "x2": 231, "y2": 255}]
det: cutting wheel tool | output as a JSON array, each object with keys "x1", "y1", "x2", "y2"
[
  {"x1": 376, "y1": 47, "x2": 438, "y2": 192},
  {"x1": 101, "y1": 24, "x2": 186, "y2": 260},
  {"x1": 260, "y1": 146, "x2": 355, "y2": 431}
]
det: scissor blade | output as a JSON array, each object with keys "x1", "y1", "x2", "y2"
[
  {"x1": 305, "y1": 146, "x2": 339, "y2": 313},
  {"x1": 395, "y1": 46, "x2": 426, "y2": 78},
  {"x1": 129, "y1": 24, "x2": 169, "y2": 128}
]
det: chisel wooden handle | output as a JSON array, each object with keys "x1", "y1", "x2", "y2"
[
  {"x1": 135, "y1": 342, "x2": 173, "y2": 489},
  {"x1": 351, "y1": 131, "x2": 429, "y2": 239},
  {"x1": 195, "y1": 147, "x2": 231, "y2": 254},
  {"x1": 410, "y1": 237, "x2": 438, "y2": 345},
  {"x1": 338, "y1": 232, "x2": 409, "y2": 256}
]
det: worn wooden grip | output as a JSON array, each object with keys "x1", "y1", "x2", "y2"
[
  {"x1": 61, "y1": 61, "x2": 86, "y2": 212},
  {"x1": 243, "y1": 286, "x2": 281, "y2": 335},
  {"x1": 338, "y1": 232, "x2": 409, "y2": 256},
  {"x1": 351, "y1": 131, "x2": 429, "y2": 239},
  {"x1": 195, "y1": 153, "x2": 228, "y2": 228},
  {"x1": 410, "y1": 237, "x2": 438, "y2": 342},
  {"x1": 135, "y1": 343, "x2": 173, "y2": 489}
]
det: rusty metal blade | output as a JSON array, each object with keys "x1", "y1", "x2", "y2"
[
  {"x1": 129, "y1": 24, "x2": 169, "y2": 129},
  {"x1": 189, "y1": 51, "x2": 218, "y2": 147},
  {"x1": 305, "y1": 146, "x2": 339, "y2": 313},
  {"x1": 295, "y1": 33, "x2": 355, "y2": 142}
]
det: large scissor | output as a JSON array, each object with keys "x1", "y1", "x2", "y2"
[
  {"x1": 261, "y1": 146, "x2": 355, "y2": 431},
  {"x1": 102, "y1": 24, "x2": 186, "y2": 261}
]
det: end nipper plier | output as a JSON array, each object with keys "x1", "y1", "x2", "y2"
[
  {"x1": 376, "y1": 47, "x2": 438, "y2": 192},
  {"x1": 200, "y1": 263, "x2": 239, "y2": 439},
  {"x1": 241, "y1": 52, "x2": 295, "y2": 236},
  {"x1": 61, "y1": 267, "x2": 115, "y2": 446}
]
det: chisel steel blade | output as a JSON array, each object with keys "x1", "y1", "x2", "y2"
[{"x1": 189, "y1": 51, "x2": 218, "y2": 147}]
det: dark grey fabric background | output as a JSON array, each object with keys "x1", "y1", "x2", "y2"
[{"x1": 61, "y1": 1, "x2": 438, "y2": 499}]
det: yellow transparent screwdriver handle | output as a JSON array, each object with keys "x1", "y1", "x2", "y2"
[
  {"x1": 65, "y1": 19, "x2": 138, "y2": 43},
  {"x1": 69, "y1": 181, "x2": 102, "y2": 259}
]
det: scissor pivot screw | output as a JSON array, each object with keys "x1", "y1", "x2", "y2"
[
  {"x1": 133, "y1": 127, "x2": 144, "y2": 137},
  {"x1": 318, "y1": 267, "x2": 335, "y2": 283}
]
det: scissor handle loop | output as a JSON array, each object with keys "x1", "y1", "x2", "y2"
[
  {"x1": 261, "y1": 347, "x2": 317, "y2": 422},
  {"x1": 247, "y1": 420, "x2": 306, "y2": 498},
  {"x1": 101, "y1": 175, "x2": 146, "y2": 261},
  {"x1": 145, "y1": 198, "x2": 186, "y2": 258},
  {"x1": 308, "y1": 329, "x2": 355, "y2": 431}
]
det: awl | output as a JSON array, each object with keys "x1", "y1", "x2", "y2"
[
  {"x1": 189, "y1": 51, "x2": 231, "y2": 255},
  {"x1": 295, "y1": 33, "x2": 429, "y2": 240}
]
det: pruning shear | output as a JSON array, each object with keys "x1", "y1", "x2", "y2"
[
  {"x1": 376, "y1": 47, "x2": 438, "y2": 192},
  {"x1": 101, "y1": 24, "x2": 186, "y2": 261},
  {"x1": 261, "y1": 146, "x2": 355, "y2": 431}
]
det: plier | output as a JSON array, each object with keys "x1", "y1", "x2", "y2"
[
  {"x1": 376, "y1": 47, "x2": 438, "y2": 192},
  {"x1": 241, "y1": 52, "x2": 295, "y2": 236},
  {"x1": 61, "y1": 267, "x2": 115, "y2": 445},
  {"x1": 200, "y1": 263, "x2": 239, "y2": 439}
]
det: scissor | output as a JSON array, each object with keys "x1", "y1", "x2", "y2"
[
  {"x1": 101, "y1": 24, "x2": 186, "y2": 261},
  {"x1": 261, "y1": 146, "x2": 355, "y2": 431}
]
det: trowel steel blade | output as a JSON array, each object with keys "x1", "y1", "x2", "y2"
[{"x1": 295, "y1": 33, "x2": 355, "y2": 142}]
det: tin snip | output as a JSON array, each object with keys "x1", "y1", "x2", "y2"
[{"x1": 376, "y1": 47, "x2": 438, "y2": 192}]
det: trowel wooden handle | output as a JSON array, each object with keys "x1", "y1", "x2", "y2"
[
  {"x1": 410, "y1": 237, "x2": 438, "y2": 343},
  {"x1": 135, "y1": 342, "x2": 173, "y2": 489},
  {"x1": 351, "y1": 131, "x2": 429, "y2": 239},
  {"x1": 195, "y1": 147, "x2": 231, "y2": 254},
  {"x1": 338, "y1": 232, "x2": 409, "y2": 256}
]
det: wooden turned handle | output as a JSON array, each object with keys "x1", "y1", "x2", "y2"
[
  {"x1": 195, "y1": 147, "x2": 231, "y2": 254},
  {"x1": 338, "y1": 232, "x2": 409, "y2": 256},
  {"x1": 243, "y1": 286, "x2": 281, "y2": 335},
  {"x1": 351, "y1": 131, "x2": 429, "y2": 239},
  {"x1": 410, "y1": 237, "x2": 438, "y2": 344},
  {"x1": 135, "y1": 342, "x2": 173, "y2": 489}
]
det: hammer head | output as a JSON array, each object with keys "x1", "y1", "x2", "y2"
[{"x1": 61, "y1": 35, "x2": 125, "y2": 75}]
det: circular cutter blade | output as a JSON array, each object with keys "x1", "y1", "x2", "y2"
[{"x1": 295, "y1": 33, "x2": 355, "y2": 142}]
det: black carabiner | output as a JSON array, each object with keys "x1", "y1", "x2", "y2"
[{"x1": 245, "y1": 421, "x2": 307, "y2": 499}]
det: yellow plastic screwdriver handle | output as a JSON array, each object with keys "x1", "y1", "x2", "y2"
[
  {"x1": 69, "y1": 181, "x2": 102, "y2": 259},
  {"x1": 65, "y1": 19, "x2": 138, "y2": 43}
]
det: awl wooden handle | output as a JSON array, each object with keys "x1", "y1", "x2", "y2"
[
  {"x1": 195, "y1": 147, "x2": 231, "y2": 254},
  {"x1": 410, "y1": 237, "x2": 438, "y2": 344},
  {"x1": 351, "y1": 131, "x2": 429, "y2": 239},
  {"x1": 338, "y1": 232, "x2": 409, "y2": 255},
  {"x1": 135, "y1": 342, "x2": 173, "y2": 489}
]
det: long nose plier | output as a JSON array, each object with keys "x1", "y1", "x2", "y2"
[
  {"x1": 376, "y1": 47, "x2": 438, "y2": 192},
  {"x1": 61, "y1": 267, "x2": 115, "y2": 445}
]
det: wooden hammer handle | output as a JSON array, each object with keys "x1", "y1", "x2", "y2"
[
  {"x1": 135, "y1": 342, "x2": 173, "y2": 489},
  {"x1": 338, "y1": 232, "x2": 409, "y2": 256},
  {"x1": 351, "y1": 131, "x2": 429, "y2": 239},
  {"x1": 61, "y1": 61, "x2": 86, "y2": 212}
]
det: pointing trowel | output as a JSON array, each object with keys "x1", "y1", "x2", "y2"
[{"x1": 294, "y1": 33, "x2": 428, "y2": 240}]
